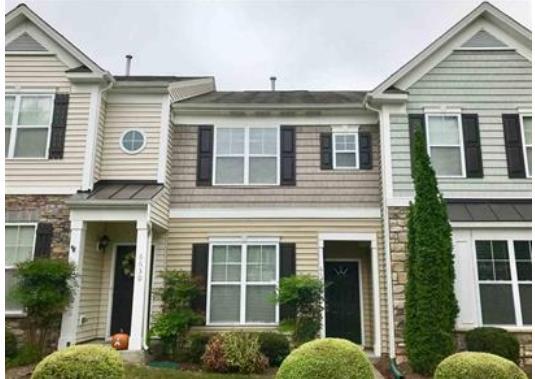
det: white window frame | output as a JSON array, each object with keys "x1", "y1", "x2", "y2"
[
  {"x1": 5, "y1": 222, "x2": 38, "y2": 317},
  {"x1": 332, "y1": 132, "x2": 360, "y2": 170},
  {"x1": 212, "y1": 126, "x2": 280, "y2": 186},
  {"x1": 473, "y1": 233, "x2": 532, "y2": 328},
  {"x1": 206, "y1": 237, "x2": 280, "y2": 326},
  {"x1": 424, "y1": 113, "x2": 466, "y2": 178},
  {"x1": 519, "y1": 113, "x2": 532, "y2": 178},
  {"x1": 119, "y1": 129, "x2": 147, "y2": 155},
  {"x1": 5, "y1": 93, "x2": 55, "y2": 160}
]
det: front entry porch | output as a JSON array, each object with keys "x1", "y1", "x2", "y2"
[
  {"x1": 58, "y1": 206, "x2": 157, "y2": 352},
  {"x1": 319, "y1": 233, "x2": 381, "y2": 357}
]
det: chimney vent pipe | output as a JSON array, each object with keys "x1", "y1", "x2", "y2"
[
  {"x1": 270, "y1": 76, "x2": 276, "y2": 91},
  {"x1": 125, "y1": 54, "x2": 133, "y2": 76}
]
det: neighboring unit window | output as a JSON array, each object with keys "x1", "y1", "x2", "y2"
[
  {"x1": 333, "y1": 133, "x2": 359, "y2": 169},
  {"x1": 426, "y1": 114, "x2": 464, "y2": 177},
  {"x1": 5, "y1": 224, "x2": 36, "y2": 314},
  {"x1": 475, "y1": 240, "x2": 532, "y2": 326},
  {"x1": 208, "y1": 241, "x2": 278, "y2": 324},
  {"x1": 214, "y1": 127, "x2": 278, "y2": 185},
  {"x1": 5, "y1": 95, "x2": 53, "y2": 158},
  {"x1": 120, "y1": 129, "x2": 146, "y2": 154},
  {"x1": 521, "y1": 116, "x2": 532, "y2": 177}
]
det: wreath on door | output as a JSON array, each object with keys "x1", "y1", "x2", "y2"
[{"x1": 121, "y1": 251, "x2": 136, "y2": 278}]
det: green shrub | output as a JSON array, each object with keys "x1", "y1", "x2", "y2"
[
  {"x1": 465, "y1": 327, "x2": 520, "y2": 364},
  {"x1": 202, "y1": 334, "x2": 228, "y2": 373},
  {"x1": 404, "y1": 129, "x2": 458, "y2": 375},
  {"x1": 179, "y1": 332, "x2": 213, "y2": 363},
  {"x1": 258, "y1": 332, "x2": 290, "y2": 366},
  {"x1": 434, "y1": 352, "x2": 527, "y2": 379},
  {"x1": 6, "y1": 344, "x2": 41, "y2": 368},
  {"x1": 277, "y1": 275, "x2": 324, "y2": 345},
  {"x1": 12, "y1": 259, "x2": 76, "y2": 354},
  {"x1": 276, "y1": 338, "x2": 374, "y2": 379},
  {"x1": 31, "y1": 345, "x2": 124, "y2": 379},
  {"x1": 222, "y1": 332, "x2": 268, "y2": 374},
  {"x1": 6, "y1": 328, "x2": 18, "y2": 358}
]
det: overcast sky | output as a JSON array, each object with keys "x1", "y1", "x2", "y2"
[{"x1": 5, "y1": 0, "x2": 531, "y2": 90}]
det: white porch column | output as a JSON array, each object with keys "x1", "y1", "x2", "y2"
[
  {"x1": 129, "y1": 220, "x2": 151, "y2": 351},
  {"x1": 58, "y1": 220, "x2": 86, "y2": 348}
]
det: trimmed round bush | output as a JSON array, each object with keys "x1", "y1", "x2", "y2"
[
  {"x1": 434, "y1": 352, "x2": 527, "y2": 379},
  {"x1": 31, "y1": 345, "x2": 124, "y2": 379},
  {"x1": 258, "y1": 332, "x2": 290, "y2": 366},
  {"x1": 466, "y1": 327, "x2": 520, "y2": 363},
  {"x1": 276, "y1": 338, "x2": 374, "y2": 379}
]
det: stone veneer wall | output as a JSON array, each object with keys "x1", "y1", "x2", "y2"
[
  {"x1": 5, "y1": 195, "x2": 71, "y2": 349},
  {"x1": 388, "y1": 206, "x2": 532, "y2": 368}
]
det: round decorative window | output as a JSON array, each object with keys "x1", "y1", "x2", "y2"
[{"x1": 120, "y1": 129, "x2": 146, "y2": 154}]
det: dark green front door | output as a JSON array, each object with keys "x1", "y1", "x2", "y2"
[{"x1": 325, "y1": 261, "x2": 362, "y2": 344}]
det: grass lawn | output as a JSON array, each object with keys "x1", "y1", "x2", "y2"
[{"x1": 125, "y1": 364, "x2": 276, "y2": 379}]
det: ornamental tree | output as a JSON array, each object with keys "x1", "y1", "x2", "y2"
[{"x1": 404, "y1": 130, "x2": 459, "y2": 375}]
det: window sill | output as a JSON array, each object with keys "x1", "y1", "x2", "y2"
[
  {"x1": 6, "y1": 157, "x2": 49, "y2": 161},
  {"x1": 457, "y1": 325, "x2": 531, "y2": 333},
  {"x1": 205, "y1": 323, "x2": 279, "y2": 327},
  {"x1": 6, "y1": 311, "x2": 27, "y2": 318}
]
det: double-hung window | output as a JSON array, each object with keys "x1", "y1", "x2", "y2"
[
  {"x1": 207, "y1": 239, "x2": 279, "y2": 325},
  {"x1": 214, "y1": 127, "x2": 279, "y2": 185},
  {"x1": 5, "y1": 94, "x2": 54, "y2": 158},
  {"x1": 475, "y1": 239, "x2": 531, "y2": 326},
  {"x1": 520, "y1": 115, "x2": 532, "y2": 177},
  {"x1": 333, "y1": 133, "x2": 359, "y2": 169},
  {"x1": 5, "y1": 224, "x2": 37, "y2": 315},
  {"x1": 425, "y1": 114, "x2": 465, "y2": 177}
]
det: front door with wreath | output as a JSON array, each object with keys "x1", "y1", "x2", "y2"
[{"x1": 110, "y1": 245, "x2": 136, "y2": 336}]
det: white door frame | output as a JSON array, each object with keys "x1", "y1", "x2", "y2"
[
  {"x1": 324, "y1": 258, "x2": 366, "y2": 348},
  {"x1": 318, "y1": 232, "x2": 381, "y2": 357}
]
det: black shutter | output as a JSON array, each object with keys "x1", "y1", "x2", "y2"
[
  {"x1": 409, "y1": 114, "x2": 426, "y2": 175},
  {"x1": 462, "y1": 114, "x2": 483, "y2": 178},
  {"x1": 502, "y1": 114, "x2": 526, "y2": 178},
  {"x1": 191, "y1": 244, "x2": 209, "y2": 316},
  {"x1": 280, "y1": 126, "x2": 296, "y2": 186},
  {"x1": 320, "y1": 132, "x2": 333, "y2": 170},
  {"x1": 279, "y1": 243, "x2": 296, "y2": 321},
  {"x1": 359, "y1": 132, "x2": 372, "y2": 169},
  {"x1": 48, "y1": 94, "x2": 69, "y2": 159},
  {"x1": 196, "y1": 126, "x2": 214, "y2": 186},
  {"x1": 34, "y1": 223, "x2": 53, "y2": 259}
]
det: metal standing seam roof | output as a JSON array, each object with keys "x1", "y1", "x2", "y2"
[
  {"x1": 175, "y1": 91, "x2": 367, "y2": 105},
  {"x1": 446, "y1": 199, "x2": 532, "y2": 222},
  {"x1": 86, "y1": 181, "x2": 163, "y2": 201}
]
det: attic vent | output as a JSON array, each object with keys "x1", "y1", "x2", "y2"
[
  {"x1": 461, "y1": 30, "x2": 508, "y2": 49},
  {"x1": 6, "y1": 32, "x2": 47, "y2": 52}
]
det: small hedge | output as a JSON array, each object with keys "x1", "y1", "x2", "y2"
[
  {"x1": 276, "y1": 338, "x2": 374, "y2": 379},
  {"x1": 465, "y1": 327, "x2": 520, "y2": 363},
  {"x1": 434, "y1": 352, "x2": 527, "y2": 379},
  {"x1": 258, "y1": 332, "x2": 290, "y2": 366},
  {"x1": 31, "y1": 345, "x2": 124, "y2": 379},
  {"x1": 6, "y1": 328, "x2": 18, "y2": 358}
]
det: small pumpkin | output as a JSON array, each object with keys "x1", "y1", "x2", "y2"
[{"x1": 111, "y1": 331, "x2": 129, "y2": 350}]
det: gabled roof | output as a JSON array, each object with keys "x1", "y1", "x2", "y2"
[
  {"x1": 6, "y1": 3, "x2": 108, "y2": 75},
  {"x1": 369, "y1": 1, "x2": 531, "y2": 99}
]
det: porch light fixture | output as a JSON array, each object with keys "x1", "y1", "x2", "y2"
[{"x1": 98, "y1": 235, "x2": 110, "y2": 252}]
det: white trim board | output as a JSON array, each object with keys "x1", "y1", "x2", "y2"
[{"x1": 169, "y1": 208, "x2": 382, "y2": 219}]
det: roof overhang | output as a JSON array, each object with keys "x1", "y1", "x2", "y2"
[{"x1": 369, "y1": 2, "x2": 532, "y2": 101}]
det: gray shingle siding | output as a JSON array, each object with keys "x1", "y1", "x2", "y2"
[{"x1": 390, "y1": 50, "x2": 532, "y2": 197}]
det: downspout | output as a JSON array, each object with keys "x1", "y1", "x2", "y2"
[{"x1": 363, "y1": 95, "x2": 397, "y2": 361}]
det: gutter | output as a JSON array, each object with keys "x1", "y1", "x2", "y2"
[{"x1": 363, "y1": 95, "x2": 397, "y2": 360}]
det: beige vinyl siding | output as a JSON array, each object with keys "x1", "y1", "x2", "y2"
[
  {"x1": 171, "y1": 125, "x2": 381, "y2": 208},
  {"x1": 6, "y1": 55, "x2": 71, "y2": 91},
  {"x1": 6, "y1": 92, "x2": 90, "y2": 192},
  {"x1": 93, "y1": 99, "x2": 107, "y2": 181},
  {"x1": 99, "y1": 97, "x2": 161, "y2": 180},
  {"x1": 150, "y1": 119, "x2": 173, "y2": 229},
  {"x1": 163, "y1": 218, "x2": 389, "y2": 354},
  {"x1": 390, "y1": 50, "x2": 532, "y2": 197}
]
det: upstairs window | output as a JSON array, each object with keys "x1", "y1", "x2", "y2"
[
  {"x1": 333, "y1": 133, "x2": 359, "y2": 169},
  {"x1": 214, "y1": 127, "x2": 279, "y2": 185},
  {"x1": 425, "y1": 114, "x2": 465, "y2": 177},
  {"x1": 520, "y1": 116, "x2": 532, "y2": 177},
  {"x1": 5, "y1": 94, "x2": 54, "y2": 158}
]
